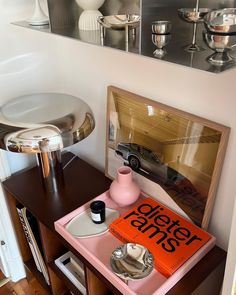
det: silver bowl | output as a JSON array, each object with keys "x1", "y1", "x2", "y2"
[
  {"x1": 97, "y1": 14, "x2": 140, "y2": 30},
  {"x1": 178, "y1": 8, "x2": 211, "y2": 23},
  {"x1": 152, "y1": 20, "x2": 172, "y2": 34},
  {"x1": 203, "y1": 31, "x2": 236, "y2": 65},
  {"x1": 204, "y1": 8, "x2": 236, "y2": 34}
]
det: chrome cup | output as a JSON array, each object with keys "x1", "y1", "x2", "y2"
[
  {"x1": 152, "y1": 20, "x2": 172, "y2": 34},
  {"x1": 152, "y1": 33, "x2": 171, "y2": 58}
]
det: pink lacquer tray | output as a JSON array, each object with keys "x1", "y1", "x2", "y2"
[{"x1": 54, "y1": 191, "x2": 216, "y2": 295}]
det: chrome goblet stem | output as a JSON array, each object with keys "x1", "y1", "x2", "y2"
[{"x1": 195, "y1": 0, "x2": 200, "y2": 12}]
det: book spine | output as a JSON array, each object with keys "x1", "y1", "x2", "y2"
[
  {"x1": 17, "y1": 206, "x2": 50, "y2": 285},
  {"x1": 16, "y1": 207, "x2": 42, "y2": 273}
]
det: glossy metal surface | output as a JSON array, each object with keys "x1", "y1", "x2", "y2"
[
  {"x1": 152, "y1": 33, "x2": 171, "y2": 58},
  {"x1": 203, "y1": 32, "x2": 236, "y2": 65},
  {"x1": 97, "y1": 14, "x2": 140, "y2": 30},
  {"x1": 110, "y1": 243, "x2": 154, "y2": 281},
  {"x1": 178, "y1": 8, "x2": 211, "y2": 52},
  {"x1": 204, "y1": 8, "x2": 236, "y2": 34},
  {"x1": 13, "y1": 0, "x2": 236, "y2": 73},
  {"x1": 0, "y1": 93, "x2": 95, "y2": 192},
  {"x1": 0, "y1": 93, "x2": 95, "y2": 153},
  {"x1": 151, "y1": 20, "x2": 172, "y2": 34},
  {"x1": 178, "y1": 8, "x2": 211, "y2": 23}
]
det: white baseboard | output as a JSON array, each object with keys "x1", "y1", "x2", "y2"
[{"x1": 7, "y1": 255, "x2": 26, "y2": 282}]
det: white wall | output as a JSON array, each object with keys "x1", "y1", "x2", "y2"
[
  {"x1": 0, "y1": 0, "x2": 236, "y2": 292},
  {"x1": 222, "y1": 196, "x2": 236, "y2": 295}
]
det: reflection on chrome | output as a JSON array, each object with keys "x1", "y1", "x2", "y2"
[
  {"x1": 0, "y1": 93, "x2": 95, "y2": 192},
  {"x1": 110, "y1": 243, "x2": 154, "y2": 281},
  {"x1": 0, "y1": 53, "x2": 43, "y2": 78}
]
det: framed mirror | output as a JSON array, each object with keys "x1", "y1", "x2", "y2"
[{"x1": 106, "y1": 86, "x2": 230, "y2": 229}]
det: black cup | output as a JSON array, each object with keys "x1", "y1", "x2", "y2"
[{"x1": 90, "y1": 200, "x2": 106, "y2": 224}]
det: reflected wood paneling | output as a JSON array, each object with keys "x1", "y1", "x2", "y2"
[{"x1": 113, "y1": 92, "x2": 222, "y2": 144}]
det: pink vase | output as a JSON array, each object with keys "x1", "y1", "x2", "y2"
[{"x1": 109, "y1": 166, "x2": 140, "y2": 207}]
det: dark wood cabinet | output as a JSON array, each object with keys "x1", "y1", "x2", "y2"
[{"x1": 2, "y1": 152, "x2": 226, "y2": 295}]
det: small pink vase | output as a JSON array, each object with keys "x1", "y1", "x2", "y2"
[{"x1": 109, "y1": 166, "x2": 140, "y2": 207}]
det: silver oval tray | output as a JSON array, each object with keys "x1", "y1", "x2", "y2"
[
  {"x1": 66, "y1": 207, "x2": 119, "y2": 238},
  {"x1": 110, "y1": 243, "x2": 154, "y2": 281}
]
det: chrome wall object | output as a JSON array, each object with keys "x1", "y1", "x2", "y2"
[
  {"x1": 13, "y1": 0, "x2": 236, "y2": 73},
  {"x1": 0, "y1": 93, "x2": 95, "y2": 192}
]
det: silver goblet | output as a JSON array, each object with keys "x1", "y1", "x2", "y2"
[
  {"x1": 203, "y1": 31, "x2": 236, "y2": 65},
  {"x1": 152, "y1": 33, "x2": 171, "y2": 58},
  {"x1": 178, "y1": 8, "x2": 211, "y2": 52}
]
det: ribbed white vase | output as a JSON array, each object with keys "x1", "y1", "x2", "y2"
[{"x1": 76, "y1": 0, "x2": 105, "y2": 30}]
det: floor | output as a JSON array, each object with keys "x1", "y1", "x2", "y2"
[{"x1": 0, "y1": 271, "x2": 34, "y2": 295}]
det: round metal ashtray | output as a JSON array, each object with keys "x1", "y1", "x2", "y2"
[
  {"x1": 97, "y1": 14, "x2": 140, "y2": 30},
  {"x1": 110, "y1": 243, "x2": 154, "y2": 281},
  {"x1": 204, "y1": 8, "x2": 236, "y2": 34}
]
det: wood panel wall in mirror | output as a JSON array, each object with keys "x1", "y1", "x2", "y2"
[{"x1": 18, "y1": 0, "x2": 236, "y2": 73}]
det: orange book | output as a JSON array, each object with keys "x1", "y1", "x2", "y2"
[{"x1": 109, "y1": 197, "x2": 212, "y2": 277}]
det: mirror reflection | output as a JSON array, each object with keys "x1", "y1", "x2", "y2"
[{"x1": 14, "y1": 0, "x2": 236, "y2": 73}]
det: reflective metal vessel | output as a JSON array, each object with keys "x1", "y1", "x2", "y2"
[
  {"x1": 97, "y1": 14, "x2": 140, "y2": 30},
  {"x1": 204, "y1": 8, "x2": 236, "y2": 34},
  {"x1": 0, "y1": 93, "x2": 95, "y2": 192},
  {"x1": 110, "y1": 243, "x2": 154, "y2": 281},
  {"x1": 203, "y1": 32, "x2": 236, "y2": 64},
  {"x1": 151, "y1": 20, "x2": 172, "y2": 34}
]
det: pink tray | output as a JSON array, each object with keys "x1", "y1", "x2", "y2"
[{"x1": 54, "y1": 191, "x2": 216, "y2": 295}]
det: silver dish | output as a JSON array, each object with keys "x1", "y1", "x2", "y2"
[
  {"x1": 204, "y1": 8, "x2": 236, "y2": 34},
  {"x1": 110, "y1": 243, "x2": 154, "y2": 281},
  {"x1": 97, "y1": 14, "x2": 140, "y2": 30},
  {"x1": 203, "y1": 31, "x2": 236, "y2": 65},
  {"x1": 152, "y1": 20, "x2": 172, "y2": 34},
  {"x1": 178, "y1": 8, "x2": 211, "y2": 23}
]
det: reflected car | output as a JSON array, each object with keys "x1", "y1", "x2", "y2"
[{"x1": 115, "y1": 142, "x2": 184, "y2": 183}]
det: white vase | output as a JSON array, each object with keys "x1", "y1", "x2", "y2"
[
  {"x1": 76, "y1": 0, "x2": 105, "y2": 30},
  {"x1": 28, "y1": 0, "x2": 49, "y2": 26}
]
